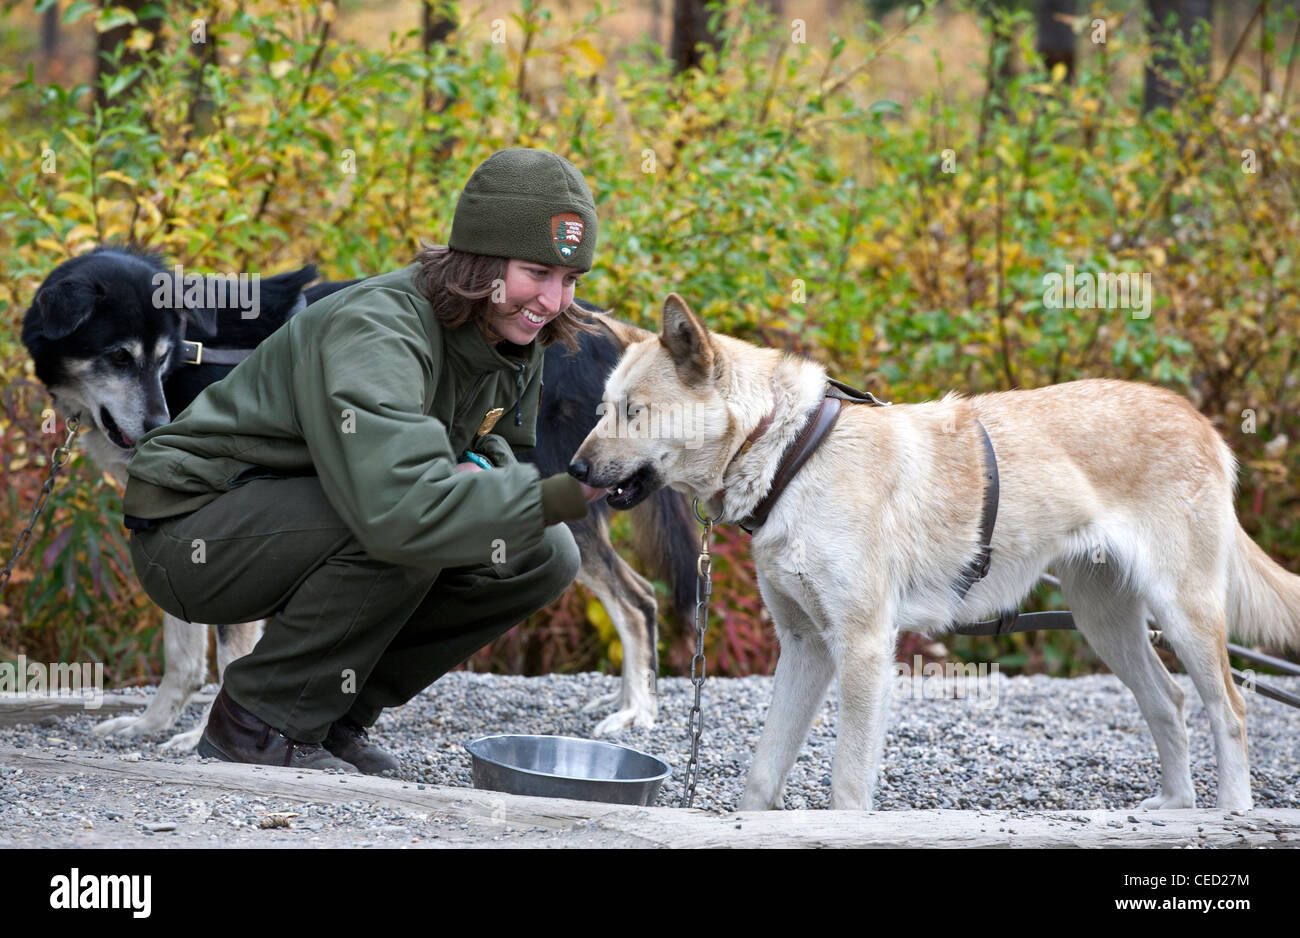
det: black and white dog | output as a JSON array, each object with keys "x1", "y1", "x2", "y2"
[
  {"x1": 22, "y1": 246, "x2": 695, "y2": 750},
  {"x1": 22, "y1": 248, "x2": 321, "y2": 486}
]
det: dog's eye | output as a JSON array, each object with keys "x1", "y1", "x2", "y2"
[
  {"x1": 626, "y1": 403, "x2": 645, "y2": 420},
  {"x1": 109, "y1": 349, "x2": 133, "y2": 366}
]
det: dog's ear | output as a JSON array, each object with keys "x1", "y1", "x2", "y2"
[
  {"x1": 23, "y1": 277, "x2": 105, "y2": 342},
  {"x1": 659, "y1": 293, "x2": 713, "y2": 385},
  {"x1": 591, "y1": 311, "x2": 654, "y2": 349}
]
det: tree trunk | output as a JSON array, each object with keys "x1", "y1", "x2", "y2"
[
  {"x1": 1144, "y1": 0, "x2": 1213, "y2": 112},
  {"x1": 184, "y1": 9, "x2": 220, "y2": 138},
  {"x1": 422, "y1": 0, "x2": 457, "y2": 49},
  {"x1": 422, "y1": 1, "x2": 460, "y2": 163},
  {"x1": 1036, "y1": 0, "x2": 1077, "y2": 81},
  {"x1": 95, "y1": 0, "x2": 164, "y2": 111},
  {"x1": 671, "y1": 0, "x2": 722, "y2": 74},
  {"x1": 422, "y1": 0, "x2": 458, "y2": 111},
  {"x1": 42, "y1": 4, "x2": 59, "y2": 59}
]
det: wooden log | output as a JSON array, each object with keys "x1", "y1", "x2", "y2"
[
  {"x1": 0, "y1": 692, "x2": 215, "y2": 727},
  {"x1": 1, "y1": 746, "x2": 1295, "y2": 848}
]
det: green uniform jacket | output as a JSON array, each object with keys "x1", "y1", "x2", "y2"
[{"x1": 124, "y1": 264, "x2": 558, "y2": 571}]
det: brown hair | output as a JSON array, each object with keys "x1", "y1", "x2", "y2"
[{"x1": 411, "y1": 242, "x2": 599, "y2": 354}]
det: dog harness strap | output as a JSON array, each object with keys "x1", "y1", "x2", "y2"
[
  {"x1": 739, "y1": 396, "x2": 843, "y2": 534},
  {"x1": 952, "y1": 420, "x2": 999, "y2": 601},
  {"x1": 825, "y1": 377, "x2": 892, "y2": 407},
  {"x1": 951, "y1": 609, "x2": 1078, "y2": 636}
]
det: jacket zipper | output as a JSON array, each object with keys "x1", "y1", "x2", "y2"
[{"x1": 512, "y1": 361, "x2": 526, "y2": 427}]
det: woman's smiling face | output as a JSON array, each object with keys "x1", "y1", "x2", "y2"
[{"x1": 489, "y1": 259, "x2": 582, "y2": 345}]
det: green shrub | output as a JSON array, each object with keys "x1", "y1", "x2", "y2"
[{"x1": 1, "y1": 0, "x2": 1295, "y2": 682}]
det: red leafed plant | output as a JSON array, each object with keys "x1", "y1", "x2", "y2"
[{"x1": 666, "y1": 524, "x2": 779, "y2": 678}]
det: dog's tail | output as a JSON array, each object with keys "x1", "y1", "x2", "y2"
[{"x1": 1227, "y1": 524, "x2": 1300, "y2": 652}]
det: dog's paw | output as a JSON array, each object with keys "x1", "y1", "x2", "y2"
[
  {"x1": 159, "y1": 726, "x2": 204, "y2": 752},
  {"x1": 591, "y1": 706, "x2": 656, "y2": 736},
  {"x1": 1139, "y1": 792, "x2": 1196, "y2": 810},
  {"x1": 92, "y1": 714, "x2": 161, "y2": 738},
  {"x1": 580, "y1": 690, "x2": 621, "y2": 714}
]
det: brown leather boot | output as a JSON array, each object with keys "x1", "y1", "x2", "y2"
[
  {"x1": 198, "y1": 686, "x2": 360, "y2": 773},
  {"x1": 323, "y1": 716, "x2": 401, "y2": 776}
]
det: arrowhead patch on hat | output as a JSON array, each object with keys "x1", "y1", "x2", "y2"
[{"x1": 552, "y1": 212, "x2": 585, "y2": 262}]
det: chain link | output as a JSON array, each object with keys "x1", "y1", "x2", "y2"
[
  {"x1": 1, "y1": 415, "x2": 80, "y2": 594},
  {"x1": 680, "y1": 496, "x2": 719, "y2": 809}
]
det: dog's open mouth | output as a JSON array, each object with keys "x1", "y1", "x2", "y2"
[
  {"x1": 100, "y1": 407, "x2": 136, "y2": 449},
  {"x1": 605, "y1": 464, "x2": 659, "y2": 510}
]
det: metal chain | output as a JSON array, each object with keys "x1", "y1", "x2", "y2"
[
  {"x1": 681, "y1": 496, "x2": 719, "y2": 809},
  {"x1": 0, "y1": 415, "x2": 80, "y2": 593}
]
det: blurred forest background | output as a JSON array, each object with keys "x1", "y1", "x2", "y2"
[{"x1": 0, "y1": 0, "x2": 1296, "y2": 690}]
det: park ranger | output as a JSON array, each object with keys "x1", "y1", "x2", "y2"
[{"x1": 124, "y1": 149, "x2": 603, "y2": 774}]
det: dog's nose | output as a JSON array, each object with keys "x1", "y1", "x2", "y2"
[{"x1": 568, "y1": 458, "x2": 590, "y2": 482}]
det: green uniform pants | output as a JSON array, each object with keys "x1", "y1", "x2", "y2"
[{"x1": 128, "y1": 475, "x2": 580, "y2": 742}]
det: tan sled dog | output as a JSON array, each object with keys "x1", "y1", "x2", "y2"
[{"x1": 573, "y1": 295, "x2": 1300, "y2": 811}]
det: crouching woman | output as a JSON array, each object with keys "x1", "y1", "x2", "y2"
[{"x1": 124, "y1": 149, "x2": 604, "y2": 774}]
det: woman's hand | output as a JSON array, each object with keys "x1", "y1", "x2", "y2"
[{"x1": 459, "y1": 461, "x2": 604, "y2": 504}]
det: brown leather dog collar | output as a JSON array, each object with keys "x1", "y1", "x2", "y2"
[
  {"x1": 736, "y1": 396, "x2": 843, "y2": 533},
  {"x1": 712, "y1": 379, "x2": 887, "y2": 534},
  {"x1": 179, "y1": 314, "x2": 258, "y2": 367}
]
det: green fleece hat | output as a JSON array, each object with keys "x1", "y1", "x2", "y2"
[{"x1": 449, "y1": 148, "x2": 598, "y2": 272}]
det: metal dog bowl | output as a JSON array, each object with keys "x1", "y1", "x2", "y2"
[{"x1": 465, "y1": 734, "x2": 671, "y2": 806}]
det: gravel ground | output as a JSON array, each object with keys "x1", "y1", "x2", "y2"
[{"x1": 1, "y1": 670, "x2": 1297, "y2": 846}]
